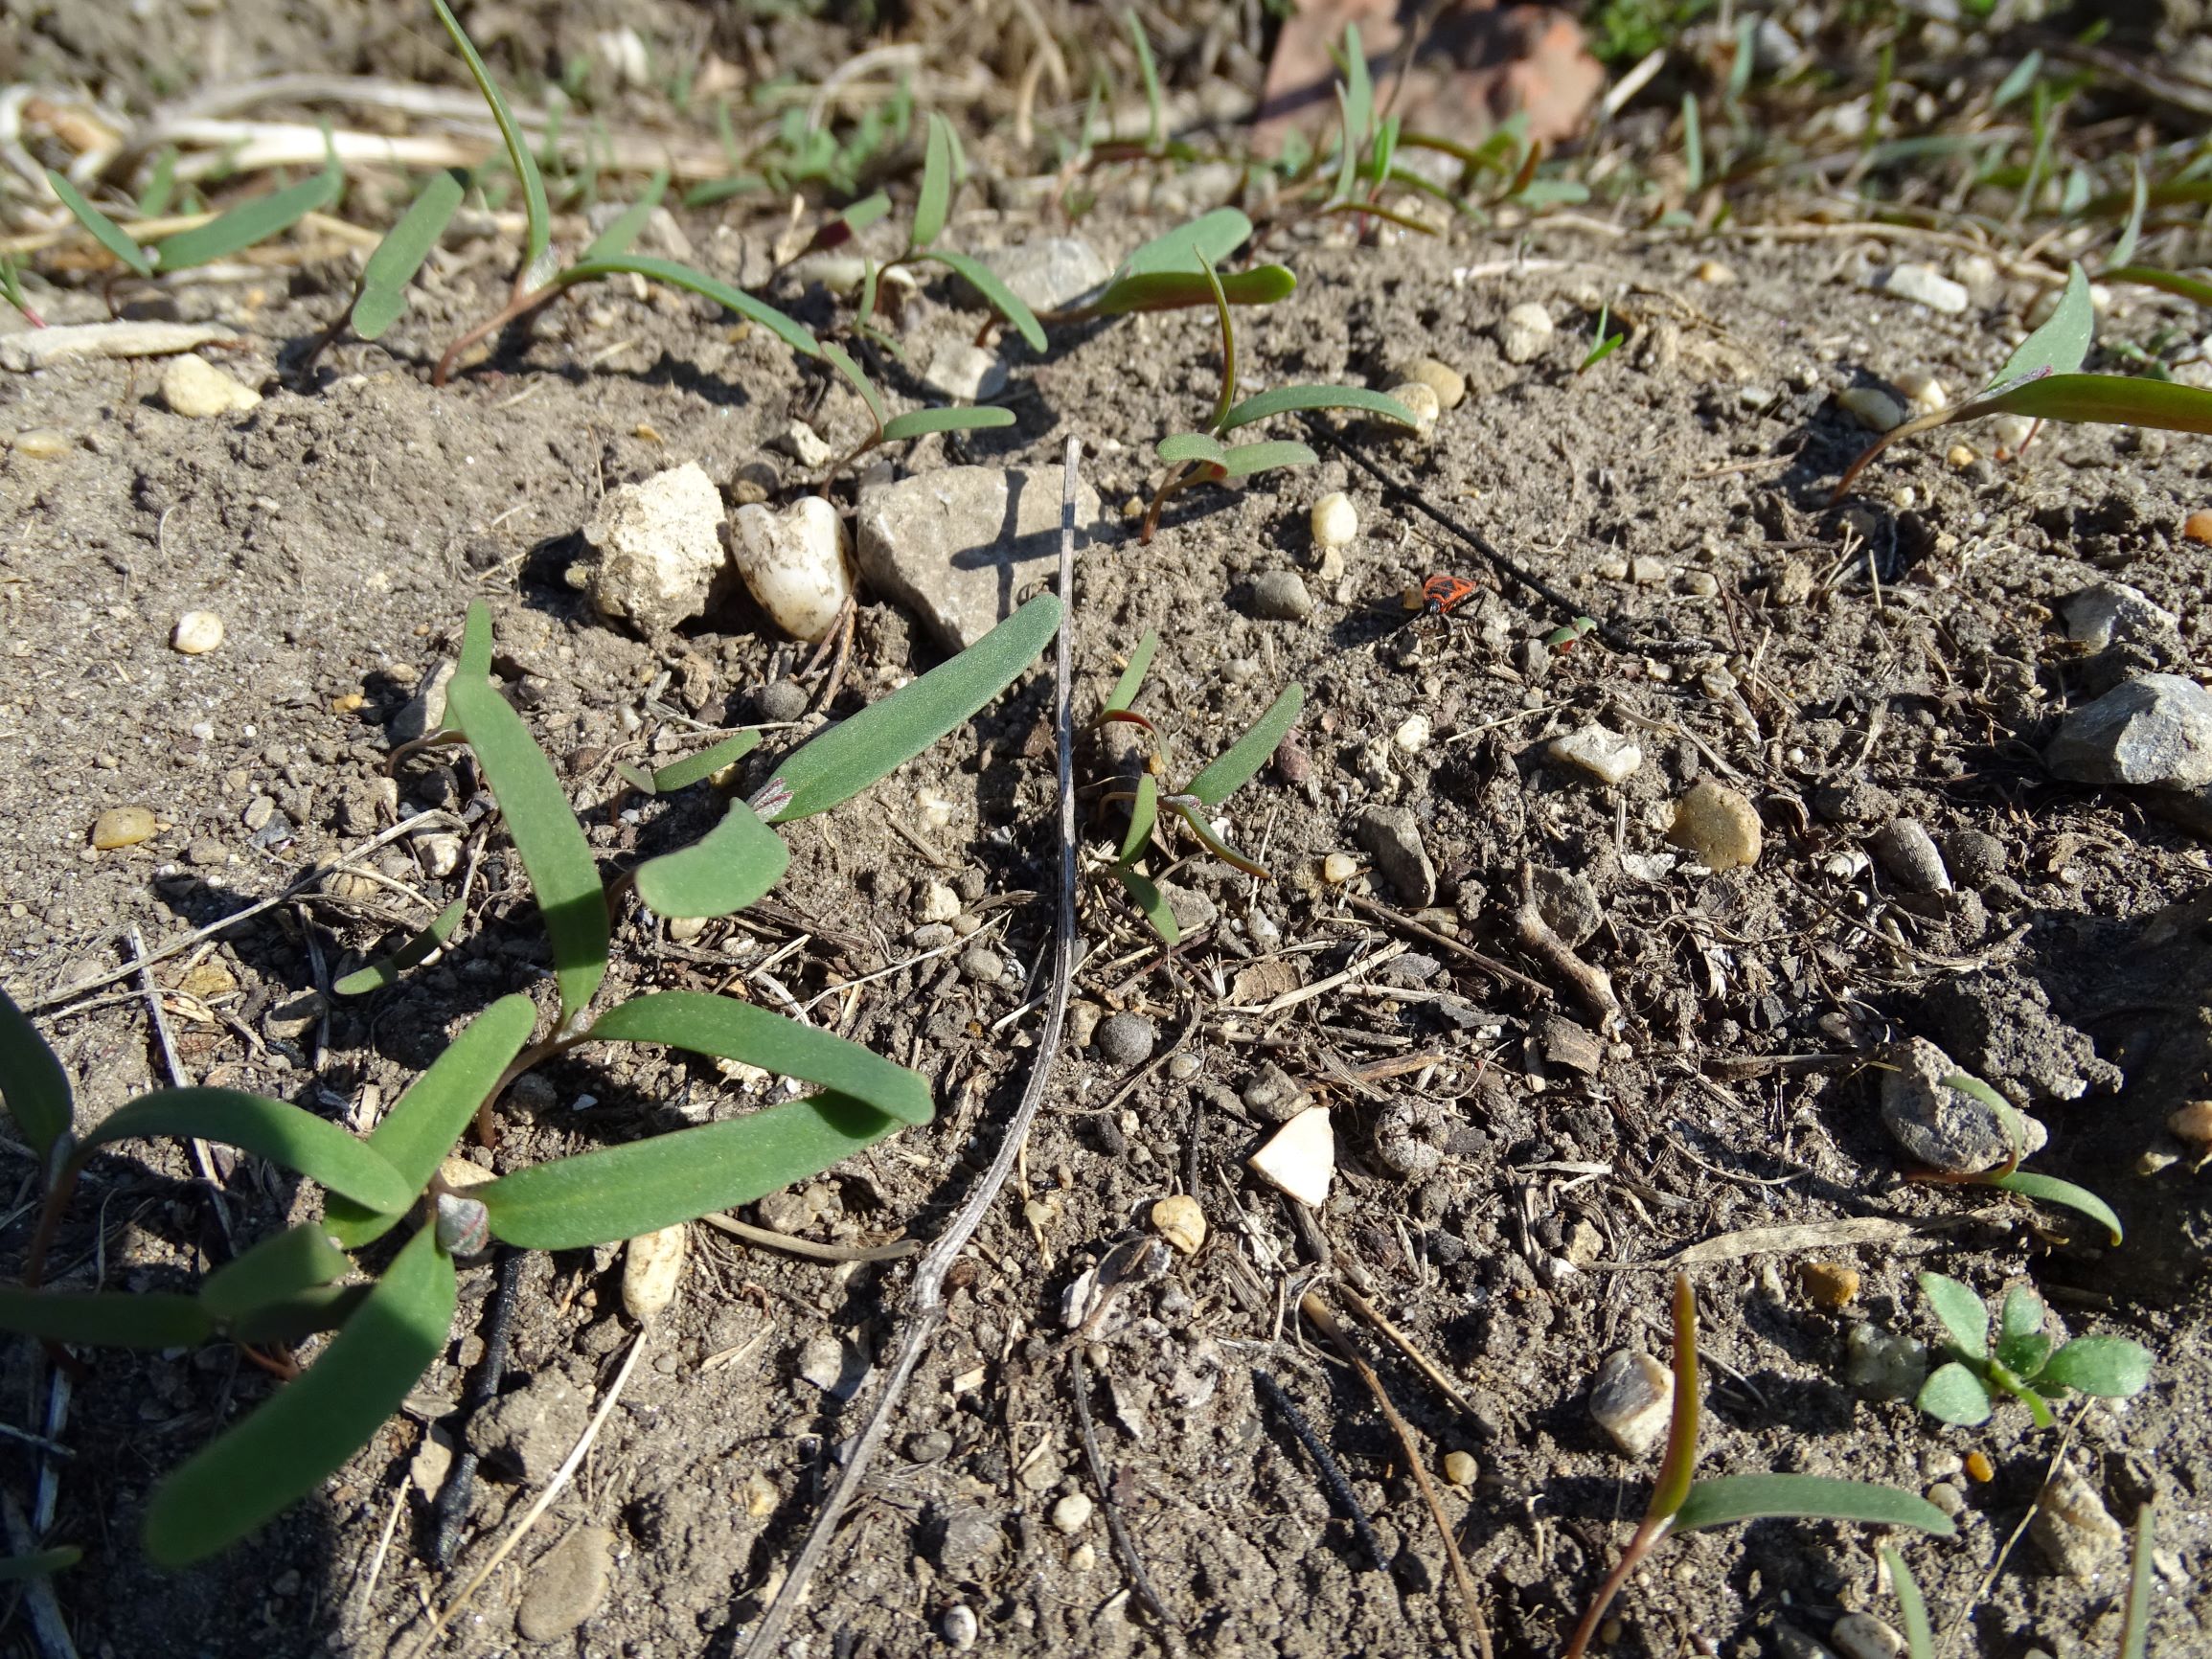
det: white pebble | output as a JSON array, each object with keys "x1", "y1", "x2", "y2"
[
  {"x1": 1311, "y1": 491, "x2": 1358, "y2": 549},
  {"x1": 917, "y1": 880, "x2": 961, "y2": 923},
  {"x1": 1394, "y1": 714, "x2": 1431, "y2": 752},
  {"x1": 1548, "y1": 725, "x2": 1643, "y2": 786},
  {"x1": 1868, "y1": 263, "x2": 1969, "y2": 315},
  {"x1": 1384, "y1": 380, "x2": 1440, "y2": 435},
  {"x1": 1838, "y1": 386, "x2": 1909, "y2": 433},
  {"x1": 1989, "y1": 413, "x2": 2037, "y2": 450},
  {"x1": 1248, "y1": 1106, "x2": 1334, "y2": 1207},
  {"x1": 1832, "y1": 1612, "x2": 1905, "y2": 1659},
  {"x1": 1322, "y1": 852, "x2": 1359, "y2": 884},
  {"x1": 730, "y1": 495, "x2": 854, "y2": 643},
  {"x1": 171, "y1": 611, "x2": 225, "y2": 654},
  {"x1": 1895, "y1": 370, "x2": 1948, "y2": 412},
  {"x1": 621, "y1": 1223, "x2": 687, "y2": 1323},
  {"x1": 1498, "y1": 301, "x2": 1556, "y2": 364},
  {"x1": 941, "y1": 1604, "x2": 978, "y2": 1650},
  {"x1": 1150, "y1": 1194, "x2": 1207, "y2": 1255},
  {"x1": 1050, "y1": 1492, "x2": 1094, "y2": 1534},
  {"x1": 160, "y1": 353, "x2": 262, "y2": 418},
  {"x1": 1589, "y1": 1349, "x2": 1674, "y2": 1456}
]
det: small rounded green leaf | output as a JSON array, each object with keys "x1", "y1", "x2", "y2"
[
  {"x1": 1116, "y1": 208, "x2": 1253, "y2": 280},
  {"x1": 2039, "y1": 1335, "x2": 2154, "y2": 1398},
  {"x1": 1915, "y1": 1271, "x2": 1990, "y2": 1360},
  {"x1": 1916, "y1": 1361, "x2": 1994, "y2": 1426},
  {"x1": 199, "y1": 1223, "x2": 351, "y2": 1322},
  {"x1": 632, "y1": 801, "x2": 790, "y2": 921},
  {"x1": 1672, "y1": 1473, "x2": 1957, "y2": 1537},
  {"x1": 928, "y1": 249, "x2": 1048, "y2": 352},
  {"x1": 0, "y1": 986, "x2": 74, "y2": 1162},
  {"x1": 144, "y1": 1224, "x2": 455, "y2": 1565},
  {"x1": 79, "y1": 1089, "x2": 411, "y2": 1216},
  {"x1": 0, "y1": 1287, "x2": 211, "y2": 1349}
]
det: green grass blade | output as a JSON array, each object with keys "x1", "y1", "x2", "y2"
[
  {"x1": 0, "y1": 1548, "x2": 79, "y2": 1582},
  {"x1": 1880, "y1": 1547, "x2": 1936, "y2": 1659},
  {"x1": 1983, "y1": 1171, "x2": 2125, "y2": 1242},
  {"x1": 1986, "y1": 262, "x2": 2092, "y2": 392},
  {"x1": 1082, "y1": 264, "x2": 1295, "y2": 319},
  {"x1": 578, "y1": 166, "x2": 668, "y2": 263},
  {"x1": 631, "y1": 802, "x2": 789, "y2": 921},
  {"x1": 44, "y1": 170, "x2": 151, "y2": 277},
  {"x1": 1673, "y1": 1474, "x2": 1956, "y2": 1536},
  {"x1": 651, "y1": 731, "x2": 761, "y2": 793},
  {"x1": 1653, "y1": 1271, "x2": 1702, "y2": 1521},
  {"x1": 754, "y1": 591, "x2": 1060, "y2": 823},
  {"x1": 1127, "y1": 9, "x2": 1165, "y2": 151},
  {"x1": 913, "y1": 112, "x2": 955, "y2": 248},
  {"x1": 136, "y1": 148, "x2": 178, "y2": 218},
  {"x1": 352, "y1": 167, "x2": 467, "y2": 339},
  {"x1": 447, "y1": 602, "x2": 608, "y2": 1025},
  {"x1": 153, "y1": 158, "x2": 342, "y2": 272},
  {"x1": 880, "y1": 405, "x2": 1016, "y2": 442},
  {"x1": 333, "y1": 896, "x2": 467, "y2": 996},
  {"x1": 1158, "y1": 432, "x2": 1229, "y2": 467},
  {"x1": 144, "y1": 1224, "x2": 454, "y2": 1565},
  {"x1": 1962, "y1": 369, "x2": 2212, "y2": 432},
  {"x1": 1113, "y1": 865, "x2": 1179, "y2": 945},
  {"x1": 2109, "y1": 160, "x2": 2148, "y2": 266},
  {"x1": 587, "y1": 989, "x2": 929, "y2": 1125},
  {"x1": 477, "y1": 1094, "x2": 908, "y2": 1249},
  {"x1": 1198, "y1": 251, "x2": 1236, "y2": 431},
  {"x1": 1218, "y1": 440, "x2": 1317, "y2": 479},
  {"x1": 80, "y1": 1088, "x2": 411, "y2": 1215},
  {"x1": 2039, "y1": 1334, "x2": 2154, "y2": 1398},
  {"x1": 1116, "y1": 773, "x2": 1159, "y2": 866},
  {"x1": 323, "y1": 994, "x2": 536, "y2": 1249},
  {"x1": 431, "y1": 0, "x2": 551, "y2": 286},
  {"x1": 0, "y1": 1287, "x2": 211, "y2": 1349},
  {"x1": 1103, "y1": 631, "x2": 1159, "y2": 716},
  {"x1": 198, "y1": 1222, "x2": 352, "y2": 1322},
  {"x1": 1993, "y1": 49, "x2": 2043, "y2": 110},
  {"x1": 1334, "y1": 23, "x2": 1372, "y2": 201},
  {"x1": 1220, "y1": 384, "x2": 1414, "y2": 433},
  {"x1": 2100, "y1": 263, "x2": 2212, "y2": 308},
  {"x1": 1185, "y1": 684, "x2": 1304, "y2": 808},
  {"x1": 2120, "y1": 1501, "x2": 2155, "y2": 1659},
  {"x1": 928, "y1": 248, "x2": 1048, "y2": 352},
  {"x1": 1116, "y1": 208, "x2": 1253, "y2": 280},
  {"x1": 1512, "y1": 177, "x2": 1590, "y2": 208},
  {"x1": 559, "y1": 256, "x2": 818, "y2": 357},
  {"x1": 837, "y1": 192, "x2": 893, "y2": 238},
  {"x1": 1916, "y1": 1271, "x2": 1990, "y2": 1359},
  {"x1": 819, "y1": 339, "x2": 888, "y2": 427},
  {"x1": 0, "y1": 986, "x2": 74, "y2": 1162},
  {"x1": 1682, "y1": 93, "x2": 1704, "y2": 194}
]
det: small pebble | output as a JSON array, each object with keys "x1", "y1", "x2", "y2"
[
  {"x1": 1311, "y1": 491, "x2": 1358, "y2": 549},
  {"x1": 171, "y1": 611, "x2": 225, "y2": 654},
  {"x1": 1990, "y1": 413, "x2": 2036, "y2": 451},
  {"x1": 1630, "y1": 555, "x2": 1667, "y2": 585},
  {"x1": 1668, "y1": 779, "x2": 1763, "y2": 871},
  {"x1": 1497, "y1": 301, "x2": 1555, "y2": 364},
  {"x1": 1252, "y1": 570, "x2": 1315, "y2": 621},
  {"x1": 1248, "y1": 1105, "x2": 1334, "y2": 1207},
  {"x1": 1694, "y1": 260, "x2": 1736, "y2": 284},
  {"x1": 1589, "y1": 1349, "x2": 1673, "y2": 1457},
  {"x1": 91, "y1": 806, "x2": 158, "y2": 849},
  {"x1": 1844, "y1": 1322, "x2": 1929, "y2": 1399},
  {"x1": 917, "y1": 881, "x2": 961, "y2": 923},
  {"x1": 1050, "y1": 1492, "x2": 1094, "y2": 1534},
  {"x1": 1322, "y1": 852, "x2": 1359, "y2": 884},
  {"x1": 941, "y1": 1604, "x2": 979, "y2": 1650},
  {"x1": 160, "y1": 353, "x2": 262, "y2": 418},
  {"x1": 621, "y1": 1223, "x2": 687, "y2": 1323},
  {"x1": 12, "y1": 428, "x2": 70, "y2": 459},
  {"x1": 1799, "y1": 1261, "x2": 1861, "y2": 1310},
  {"x1": 958, "y1": 944, "x2": 1004, "y2": 986},
  {"x1": 907, "y1": 1429, "x2": 954, "y2": 1464},
  {"x1": 1442, "y1": 1450, "x2": 1478, "y2": 1487},
  {"x1": 1948, "y1": 443, "x2": 1977, "y2": 468},
  {"x1": 753, "y1": 679, "x2": 810, "y2": 723},
  {"x1": 1868, "y1": 262, "x2": 1970, "y2": 314},
  {"x1": 1679, "y1": 570, "x2": 1720, "y2": 599},
  {"x1": 514, "y1": 1526, "x2": 614, "y2": 1641},
  {"x1": 1966, "y1": 1450, "x2": 1995, "y2": 1483},
  {"x1": 1895, "y1": 369, "x2": 1948, "y2": 412},
  {"x1": 910, "y1": 922, "x2": 956, "y2": 949},
  {"x1": 1548, "y1": 725, "x2": 1643, "y2": 787},
  {"x1": 1398, "y1": 356, "x2": 1466, "y2": 409},
  {"x1": 1871, "y1": 818, "x2": 1951, "y2": 892},
  {"x1": 2185, "y1": 511, "x2": 2212, "y2": 545},
  {"x1": 2030, "y1": 1462, "x2": 2126, "y2": 1579},
  {"x1": 1151, "y1": 1193, "x2": 1207, "y2": 1255},
  {"x1": 1927, "y1": 1482, "x2": 1967, "y2": 1517},
  {"x1": 1831, "y1": 1613, "x2": 1904, "y2": 1659},
  {"x1": 1094, "y1": 1012, "x2": 1157, "y2": 1067},
  {"x1": 1375, "y1": 1099, "x2": 1448, "y2": 1181},
  {"x1": 1166, "y1": 1051, "x2": 1200, "y2": 1081},
  {"x1": 2167, "y1": 1102, "x2": 2212, "y2": 1146},
  {"x1": 1838, "y1": 385, "x2": 1909, "y2": 432},
  {"x1": 1384, "y1": 379, "x2": 1441, "y2": 435},
  {"x1": 1394, "y1": 714, "x2": 1431, "y2": 752}
]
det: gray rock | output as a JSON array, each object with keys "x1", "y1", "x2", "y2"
[
  {"x1": 1375, "y1": 951, "x2": 1440, "y2": 987},
  {"x1": 1771, "y1": 1628, "x2": 1840, "y2": 1659},
  {"x1": 2030, "y1": 1462, "x2": 2127, "y2": 1579},
  {"x1": 2046, "y1": 673, "x2": 2212, "y2": 791},
  {"x1": 795, "y1": 1334, "x2": 866, "y2": 1399},
  {"x1": 388, "y1": 659, "x2": 455, "y2": 745},
  {"x1": 930, "y1": 1505, "x2": 1005, "y2": 1579},
  {"x1": 923, "y1": 342, "x2": 1008, "y2": 404},
  {"x1": 1871, "y1": 818, "x2": 1951, "y2": 892},
  {"x1": 958, "y1": 944, "x2": 1006, "y2": 986},
  {"x1": 1588, "y1": 1349, "x2": 1672, "y2": 1456},
  {"x1": 1879, "y1": 1035, "x2": 2047, "y2": 1173},
  {"x1": 855, "y1": 466, "x2": 1105, "y2": 651},
  {"x1": 469, "y1": 1374, "x2": 590, "y2": 1485},
  {"x1": 971, "y1": 237, "x2": 1110, "y2": 313},
  {"x1": 1530, "y1": 867, "x2": 1604, "y2": 945},
  {"x1": 751, "y1": 679, "x2": 810, "y2": 723},
  {"x1": 1918, "y1": 971, "x2": 2122, "y2": 1104},
  {"x1": 1251, "y1": 570, "x2": 1315, "y2": 621},
  {"x1": 2058, "y1": 582, "x2": 2179, "y2": 654},
  {"x1": 1831, "y1": 1612, "x2": 1905, "y2": 1659},
  {"x1": 1497, "y1": 302, "x2": 1554, "y2": 364},
  {"x1": 1242, "y1": 1061, "x2": 1311, "y2": 1123},
  {"x1": 906, "y1": 1428, "x2": 954, "y2": 1463},
  {"x1": 516, "y1": 1525, "x2": 615, "y2": 1642},
  {"x1": 1354, "y1": 805, "x2": 1436, "y2": 907},
  {"x1": 1157, "y1": 879, "x2": 1218, "y2": 932},
  {"x1": 1095, "y1": 1012, "x2": 1157, "y2": 1067},
  {"x1": 1944, "y1": 828, "x2": 2007, "y2": 887},
  {"x1": 1842, "y1": 1322, "x2": 1928, "y2": 1399}
]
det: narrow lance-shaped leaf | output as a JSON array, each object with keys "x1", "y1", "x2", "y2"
[
  {"x1": 2120, "y1": 1503, "x2": 2155, "y2": 1659},
  {"x1": 153, "y1": 153, "x2": 343, "y2": 272},
  {"x1": 1127, "y1": 8, "x2": 1165, "y2": 151},
  {"x1": 2102, "y1": 264, "x2": 2212, "y2": 309},
  {"x1": 144, "y1": 1224, "x2": 456, "y2": 1565},
  {"x1": 587, "y1": 989, "x2": 930, "y2": 1125},
  {"x1": 1077, "y1": 264, "x2": 1296, "y2": 319},
  {"x1": 1113, "y1": 866, "x2": 1180, "y2": 946},
  {"x1": 431, "y1": 0, "x2": 552, "y2": 286},
  {"x1": 228, "y1": 1284, "x2": 371, "y2": 1347},
  {"x1": 1881, "y1": 1548, "x2": 1935, "y2": 1659},
  {"x1": 1672, "y1": 1474, "x2": 1956, "y2": 1536},
  {"x1": 477, "y1": 1093, "x2": 907, "y2": 1249},
  {"x1": 1158, "y1": 432, "x2": 1229, "y2": 468},
  {"x1": 0, "y1": 1548, "x2": 80, "y2": 1583},
  {"x1": 753, "y1": 591, "x2": 1060, "y2": 823},
  {"x1": 1988, "y1": 1171, "x2": 2127, "y2": 1243},
  {"x1": 880, "y1": 406, "x2": 1016, "y2": 443},
  {"x1": 556, "y1": 256, "x2": 819, "y2": 358},
  {"x1": 912, "y1": 113, "x2": 955, "y2": 249},
  {"x1": 447, "y1": 602, "x2": 608, "y2": 1024},
  {"x1": 578, "y1": 166, "x2": 670, "y2": 264},
  {"x1": 352, "y1": 168, "x2": 467, "y2": 340},
  {"x1": 1987, "y1": 262, "x2": 2093, "y2": 393},
  {"x1": 1186, "y1": 684, "x2": 1305, "y2": 808},
  {"x1": 333, "y1": 895, "x2": 467, "y2": 997},
  {"x1": 198, "y1": 1222, "x2": 352, "y2": 1322},
  {"x1": 1218, "y1": 440, "x2": 1318, "y2": 480},
  {"x1": 77, "y1": 1088, "x2": 412, "y2": 1215},
  {"x1": 137, "y1": 148, "x2": 178, "y2": 217},
  {"x1": 631, "y1": 801, "x2": 789, "y2": 921},
  {"x1": 927, "y1": 248, "x2": 1048, "y2": 352},
  {"x1": 1117, "y1": 773, "x2": 1160, "y2": 866},
  {"x1": 2109, "y1": 159, "x2": 2148, "y2": 268},
  {"x1": 1220, "y1": 384, "x2": 1415, "y2": 434},
  {"x1": 651, "y1": 730, "x2": 761, "y2": 793},
  {"x1": 0, "y1": 986, "x2": 74, "y2": 1162},
  {"x1": 0, "y1": 1287, "x2": 212, "y2": 1349},
  {"x1": 819, "y1": 339, "x2": 888, "y2": 428},
  {"x1": 1334, "y1": 22, "x2": 1373, "y2": 203},
  {"x1": 1114, "y1": 209, "x2": 1254, "y2": 280},
  {"x1": 44, "y1": 170, "x2": 152, "y2": 277},
  {"x1": 1102, "y1": 630, "x2": 1159, "y2": 716},
  {"x1": 323, "y1": 994, "x2": 538, "y2": 1249}
]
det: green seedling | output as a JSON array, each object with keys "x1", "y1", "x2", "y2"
[
  {"x1": 46, "y1": 134, "x2": 342, "y2": 280},
  {"x1": 298, "y1": 166, "x2": 470, "y2": 368},
  {"x1": 688, "y1": 81, "x2": 916, "y2": 208},
  {"x1": 1579, "y1": 302, "x2": 1627, "y2": 372},
  {"x1": 812, "y1": 339, "x2": 1016, "y2": 481},
  {"x1": 1040, "y1": 208, "x2": 1296, "y2": 327},
  {"x1": 1139, "y1": 247, "x2": 1414, "y2": 541},
  {"x1": 1912, "y1": 1271, "x2": 2153, "y2": 1430},
  {"x1": 0, "y1": 591, "x2": 1060, "y2": 1565},
  {"x1": 1562, "y1": 1274, "x2": 1954, "y2": 1659},
  {"x1": 1093, "y1": 632, "x2": 1303, "y2": 942},
  {"x1": 1904, "y1": 1069, "x2": 2125, "y2": 1243},
  {"x1": 0, "y1": 251, "x2": 43, "y2": 327},
  {"x1": 426, "y1": 0, "x2": 814, "y2": 386},
  {"x1": 1836, "y1": 261, "x2": 2212, "y2": 498},
  {"x1": 1883, "y1": 1501, "x2": 2155, "y2": 1659}
]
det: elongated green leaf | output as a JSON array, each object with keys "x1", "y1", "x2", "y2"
[
  {"x1": 1672, "y1": 1474, "x2": 1957, "y2": 1536},
  {"x1": 1081, "y1": 265, "x2": 1296, "y2": 319},
  {"x1": 913, "y1": 113, "x2": 955, "y2": 249},
  {"x1": 333, "y1": 896, "x2": 467, "y2": 996},
  {"x1": 559, "y1": 256, "x2": 818, "y2": 358},
  {"x1": 1219, "y1": 440, "x2": 1318, "y2": 479},
  {"x1": 45, "y1": 170, "x2": 152, "y2": 276},
  {"x1": 2109, "y1": 161, "x2": 2148, "y2": 267},
  {"x1": 1985, "y1": 1170, "x2": 2125, "y2": 1244},
  {"x1": 1117, "y1": 773, "x2": 1160, "y2": 866},
  {"x1": 838, "y1": 192, "x2": 893, "y2": 237},
  {"x1": 1186, "y1": 684, "x2": 1304, "y2": 808},
  {"x1": 352, "y1": 168, "x2": 467, "y2": 339},
  {"x1": 819, "y1": 339, "x2": 888, "y2": 427},
  {"x1": 1113, "y1": 865, "x2": 1179, "y2": 945},
  {"x1": 754, "y1": 591, "x2": 1060, "y2": 823},
  {"x1": 477, "y1": 1093, "x2": 906, "y2": 1248},
  {"x1": 228, "y1": 1283, "x2": 370, "y2": 1345},
  {"x1": 1105, "y1": 632, "x2": 1159, "y2": 716},
  {"x1": 1220, "y1": 384, "x2": 1415, "y2": 433},
  {"x1": 1880, "y1": 1547, "x2": 1936, "y2": 1659},
  {"x1": 0, "y1": 1287, "x2": 212, "y2": 1349},
  {"x1": 1916, "y1": 1360, "x2": 1994, "y2": 1425},
  {"x1": 145, "y1": 1224, "x2": 454, "y2": 1565},
  {"x1": 2099, "y1": 262, "x2": 2212, "y2": 308},
  {"x1": 323, "y1": 994, "x2": 536, "y2": 1249},
  {"x1": 1992, "y1": 49, "x2": 2043, "y2": 111},
  {"x1": 154, "y1": 160, "x2": 342, "y2": 272},
  {"x1": 929, "y1": 248, "x2": 1048, "y2": 352},
  {"x1": 0, "y1": 1548, "x2": 79, "y2": 1582},
  {"x1": 137, "y1": 148, "x2": 178, "y2": 217},
  {"x1": 447, "y1": 602, "x2": 608, "y2": 1024},
  {"x1": 2121, "y1": 1502, "x2": 2155, "y2": 1659},
  {"x1": 652, "y1": 731, "x2": 761, "y2": 793},
  {"x1": 880, "y1": 405, "x2": 1016, "y2": 442},
  {"x1": 1158, "y1": 432, "x2": 1229, "y2": 467},
  {"x1": 1335, "y1": 23, "x2": 1373, "y2": 203},
  {"x1": 1116, "y1": 208, "x2": 1254, "y2": 281},
  {"x1": 199, "y1": 1223, "x2": 351, "y2": 1321},
  {"x1": 0, "y1": 986, "x2": 73, "y2": 1162},
  {"x1": 2039, "y1": 1335, "x2": 2154, "y2": 1398},
  {"x1": 455, "y1": 601, "x2": 491, "y2": 694},
  {"x1": 1681, "y1": 93, "x2": 1704, "y2": 194},
  {"x1": 587, "y1": 989, "x2": 929, "y2": 1126},
  {"x1": 579, "y1": 167, "x2": 669, "y2": 264},
  {"x1": 432, "y1": 0, "x2": 551, "y2": 286},
  {"x1": 1127, "y1": 9, "x2": 1164, "y2": 151},
  {"x1": 1916, "y1": 1271, "x2": 1989, "y2": 1359},
  {"x1": 80, "y1": 1089, "x2": 411, "y2": 1215},
  {"x1": 632, "y1": 801, "x2": 789, "y2": 921},
  {"x1": 1987, "y1": 262, "x2": 2092, "y2": 393},
  {"x1": 1652, "y1": 1271, "x2": 1703, "y2": 1520},
  {"x1": 1511, "y1": 178, "x2": 1589, "y2": 208},
  {"x1": 1970, "y1": 369, "x2": 2212, "y2": 431}
]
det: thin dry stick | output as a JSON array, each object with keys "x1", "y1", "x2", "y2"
[
  {"x1": 0, "y1": 1489, "x2": 76, "y2": 1659},
  {"x1": 1335, "y1": 1284, "x2": 1487, "y2": 1432},
  {"x1": 1512, "y1": 863, "x2": 1620, "y2": 1027},
  {"x1": 1302, "y1": 1293, "x2": 1493, "y2": 1659},
  {"x1": 742, "y1": 437, "x2": 1083, "y2": 1657},
  {"x1": 696, "y1": 1212, "x2": 918, "y2": 1263},
  {"x1": 402, "y1": 1330, "x2": 649, "y2": 1659},
  {"x1": 1342, "y1": 894, "x2": 1552, "y2": 1000},
  {"x1": 1071, "y1": 1343, "x2": 1185, "y2": 1650},
  {"x1": 128, "y1": 926, "x2": 237, "y2": 1259}
]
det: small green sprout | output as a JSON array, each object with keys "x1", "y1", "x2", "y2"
[
  {"x1": 1578, "y1": 302, "x2": 1627, "y2": 372},
  {"x1": 0, "y1": 252, "x2": 43, "y2": 328},
  {"x1": 46, "y1": 133, "x2": 342, "y2": 281},
  {"x1": 1913, "y1": 1271, "x2": 2153, "y2": 1430},
  {"x1": 1905, "y1": 1069, "x2": 2125, "y2": 1243}
]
